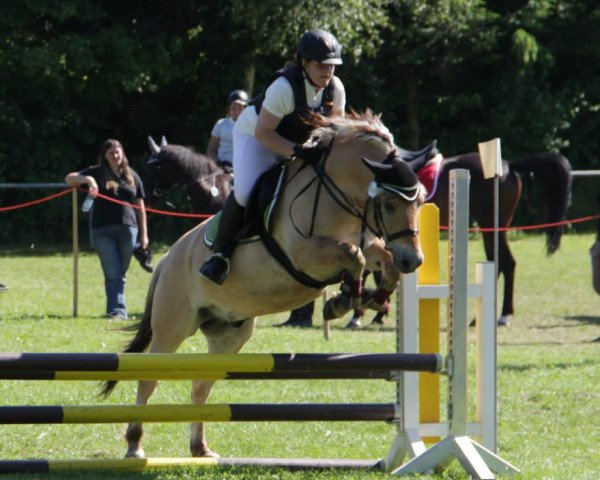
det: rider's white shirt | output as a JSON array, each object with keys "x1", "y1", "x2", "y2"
[{"x1": 234, "y1": 74, "x2": 346, "y2": 137}]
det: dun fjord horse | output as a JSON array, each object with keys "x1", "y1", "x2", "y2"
[
  {"x1": 102, "y1": 111, "x2": 425, "y2": 459},
  {"x1": 409, "y1": 150, "x2": 572, "y2": 326},
  {"x1": 144, "y1": 135, "x2": 232, "y2": 217}
]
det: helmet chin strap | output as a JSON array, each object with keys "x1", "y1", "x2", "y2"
[{"x1": 302, "y1": 65, "x2": 325, "y2": 89}]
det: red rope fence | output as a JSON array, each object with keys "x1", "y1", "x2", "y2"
[{"x1": 0, "y1": 187, "x2": 598, "y2": 231}]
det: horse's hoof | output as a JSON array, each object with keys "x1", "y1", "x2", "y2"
[
  {"x1": 344, "y1": 317, "x2": 362, "y2": 329},
  {"x1": 192, "y1": 447, "x2": 220, "y2": 458},
  {"x1": 497, "y1": 316, "x2": 511, "y2": 327},
  {"x1": 125, "y1": 448, "x2": 146, "y2": 459},
  {"x1": 323, "y1": 293, "x2": 354, "y2": 320}
]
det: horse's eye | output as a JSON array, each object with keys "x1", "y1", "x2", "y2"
[{"x1": 384, "y1": 202, "x2": 395, "y2": 213}]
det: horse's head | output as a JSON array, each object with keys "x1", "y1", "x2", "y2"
[
  {"x1": 144, "y1": 135, "x2": 177, "y2": 206},
  {"x1": 362, "y1": 155, "x2": 425, "y2": 273},
  {"x1": 304, "y1": 111, "x2": 425, "y2": 273}
]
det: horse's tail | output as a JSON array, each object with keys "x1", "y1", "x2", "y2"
[
  {"x1": 512, "y1": 152, "x2": 572, "y2": 254},
  {"x1": 99, "y1": 257, "x2": 164, "y2": 399}
]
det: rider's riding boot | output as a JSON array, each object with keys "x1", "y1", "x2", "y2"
[{"x1": 199, "y1": 193, "x2": 245, "y2": 285}]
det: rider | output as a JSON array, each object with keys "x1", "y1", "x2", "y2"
[
  {"x1": 199, "y1": 28, "x2": 346, "y2": 288},
  {"x1": 206, "y1": 89, "x2": 249, "y2": 171}
]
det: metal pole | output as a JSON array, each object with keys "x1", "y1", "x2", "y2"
[{"x1": 71, "y1": 188, "x2": 79, "y2": 318}]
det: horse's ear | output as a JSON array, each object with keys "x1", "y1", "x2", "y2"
[
  {"x1": 160, "y1": 135, "x2": 168, "y2": 146},
  {"x1": 362, "y1": 157, "x2": 393, "y2": 176},
  {"x1": 148, "y1": 136, "x2": 161, "y2": 155}
]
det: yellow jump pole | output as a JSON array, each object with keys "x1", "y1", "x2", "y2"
[{"x1": 417, "y1": 203, "x2": 440, "y2": 443}]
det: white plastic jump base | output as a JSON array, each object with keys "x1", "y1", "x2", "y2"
[
  {"x1": 392, "y1": 435, "x2": 520, "y2": 479},
  {"x1": 387, "y1": 170, "x2": 520, "y2": 479}
]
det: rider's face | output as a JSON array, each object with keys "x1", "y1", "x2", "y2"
[{"x1": 304, "y1": 60, "x2": 335, "y2": 89}]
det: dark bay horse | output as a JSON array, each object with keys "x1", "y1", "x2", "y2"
[
  {"x1": 144, "y1": 135, "x2": 232, "y2": 217},
  {"x1": 411, "y1": 150, "x2": 572, "y2": 326},
  {"x1": 101, "y1": 111, "x2": 426, "y2": 459},
  {"x1": 348, "y1": 149, "x2": 572, "y2": 328}
]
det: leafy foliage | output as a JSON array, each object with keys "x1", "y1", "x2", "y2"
[{"x1": 1, "y1": 0, "x2": 599, "y2": 244}]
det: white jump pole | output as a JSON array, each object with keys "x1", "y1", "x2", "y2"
[{"x1": 392, "y1": 169, "x2": 520, "y2": 479}]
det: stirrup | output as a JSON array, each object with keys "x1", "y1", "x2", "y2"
[{"x1": 199, "y1": 253, "x2": 231, "y2": 285}]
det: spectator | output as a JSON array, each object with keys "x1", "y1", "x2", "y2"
[
  {"x1": 65, "y1": 139, "x2": 148, "y2": 319},
  {"x1": 206, "y1": 89, "x2": 249, "y2": 171}
]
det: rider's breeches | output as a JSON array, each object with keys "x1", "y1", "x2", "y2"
[{"x1": 232, "y1": 130, "x2": 278, "y2": 207}]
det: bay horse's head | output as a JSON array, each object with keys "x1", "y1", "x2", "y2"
[{"x1": 144, "y1": 135, "x2": 172, "y2": 206}]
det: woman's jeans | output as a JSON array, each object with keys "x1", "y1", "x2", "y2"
[{"x1": 91, "y1": 224, "x2": 138, "y2": 319}]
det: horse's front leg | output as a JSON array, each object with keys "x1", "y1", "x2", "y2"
[
  {"x1": 291, "y1": 237, "x2": 366, "y2": 321},
  {"x1": 360, "y1": 239, "x2": 401, "y2": 313}
]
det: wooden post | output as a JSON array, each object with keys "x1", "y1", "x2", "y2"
[{"x1": 71, "y1": 188, "x2": 79, "y2": 318}]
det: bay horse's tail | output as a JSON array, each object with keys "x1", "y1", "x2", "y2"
[
  {"x1": 99, "y1": 257, "x2": 163, "y2": 398},
  {"x1": 512, "y1": 152, "x2": 572, "y2": 254}
]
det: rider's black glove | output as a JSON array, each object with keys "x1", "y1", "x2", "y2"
[{"x1": 293, "y1": 144, "x2": 323, "y2": 164}]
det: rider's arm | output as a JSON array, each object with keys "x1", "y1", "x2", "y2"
[{"x1": 255, "y1": 109, "x2": 296, "y2": 158}]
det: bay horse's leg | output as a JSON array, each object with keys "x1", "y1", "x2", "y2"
[
  {"x1": 125, "y1": 303, "x2": 197, "y2": 459},
  {"x1": 482, "y1": 230, "x2": 516, "y2": 326},
  {"x1": 190, "y1": 318, "x2": 256, "y2": 457}
]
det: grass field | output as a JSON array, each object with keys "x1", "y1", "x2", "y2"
[{"x1": 0, "y1": 232, "x2": 599, "y2": 479}]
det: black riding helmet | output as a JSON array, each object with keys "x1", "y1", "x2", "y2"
[
  {"x1": 227, "y1": 89, "x2": 249, "y2": 105},
  {"x1": 297, "y1": 29, "x2": 342, "y2": 65}
]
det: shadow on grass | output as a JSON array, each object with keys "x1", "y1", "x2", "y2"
[
  {"x1": 1, "y1": 313, "x2": 140, "y2": 323},
  {"x1": 499, "y1": 357, "x2": 597, "y2": 373},
  {"x1": 564, "y1": 314, "x2": 600, "y2": 326}
]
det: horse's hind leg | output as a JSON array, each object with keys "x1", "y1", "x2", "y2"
[
  {"x1": 125, "y1": 306, "x2": 196, "y2": 459},
  {"x1": 190, "y1": 317, "x2": 256, "y2": 457}
]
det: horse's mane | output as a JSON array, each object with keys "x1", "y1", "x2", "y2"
[
  {"x1": 158, "y1": 144, "x2": 221, "y2": 179},
  {"x1": 305, "y1": 109, "x2": 394, "y2": 150}
]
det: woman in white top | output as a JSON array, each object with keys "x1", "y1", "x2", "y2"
[
  {"x1": 200, "y1": 29, "x2": 346, "y2": 285},
  {"x1": 206, "y1": 90, "x2": 249, "y2": 170}
]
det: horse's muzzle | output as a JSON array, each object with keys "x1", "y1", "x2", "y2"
[{"x1": 389, "y1": 244, "x2": 424, "y2": 273}]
